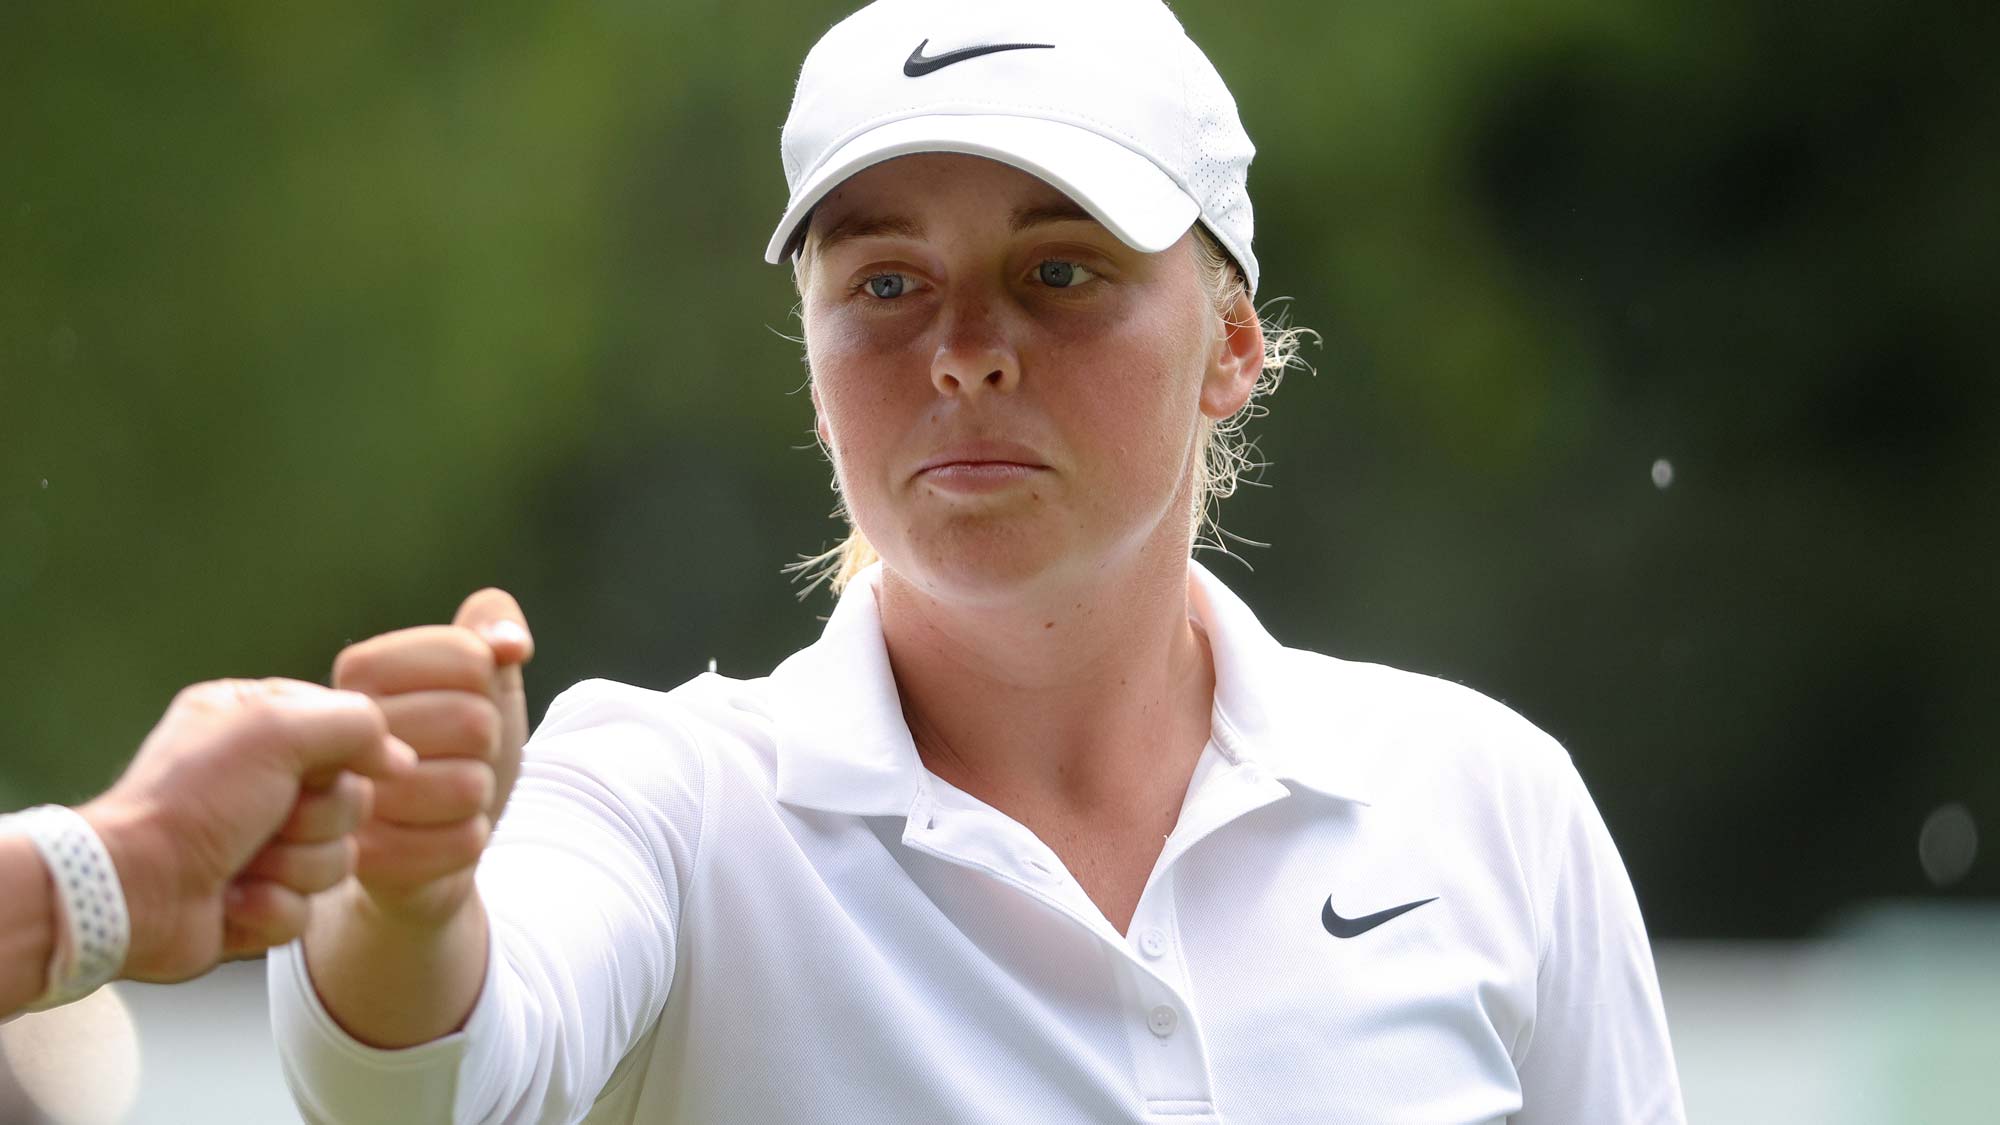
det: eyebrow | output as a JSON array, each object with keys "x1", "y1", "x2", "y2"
[
  {"x1": 811, "y1": 213, "x2": 925, "y2": 255},
  {"x1": 1007, "y1": 199, "x2": 1098, "y2": 232},
  {"x1": 809, "y1": 198, "x2": 1103, "y2": 255}
]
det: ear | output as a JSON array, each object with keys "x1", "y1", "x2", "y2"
[
  {"x1": 809, "y1": 379, "x2": 832, "y2": 446},
  {"x1": 1199, "y1": 291, "x2": 1263, "y2": 421}
]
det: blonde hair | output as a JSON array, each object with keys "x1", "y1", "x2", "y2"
[{"x1": 788, "y1": 223, "x2": 1314, "y2": 597}]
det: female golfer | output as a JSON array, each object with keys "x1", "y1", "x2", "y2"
[{"x1": 272, "y1": 0, "x2": 1685, "y2": 1121}]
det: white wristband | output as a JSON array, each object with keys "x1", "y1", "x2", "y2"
[{"x1": 1, "y1": 805, "x2": 130, "y2": 1011}]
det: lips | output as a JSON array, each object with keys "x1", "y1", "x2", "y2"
[
  {"x1": 913, "y1": 439, "x2": 1049, "y2": 478},
  {"x1": 910, "y1": 440, "x2": 1052, "y2": 496}
]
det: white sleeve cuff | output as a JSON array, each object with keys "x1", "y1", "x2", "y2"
[{"x1": 267, "y1": 934, "x2": 502, "y2": 1125}]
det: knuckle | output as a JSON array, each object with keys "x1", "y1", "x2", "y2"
[
  {"x1": 331, "y1": 644, "x2": 376, "y2": 691},
  {"x1": 469, "y1": 767, "x2": 498, "y2": 811},
  {"x1": 450, "y1": 766, "x2": 496, "y2": 816},
  {"x1": 454, "y1": 816, "x2": 493, "y2": 862},
  {"x1": 330, "y1": 769, "x2": 367, "y2": 803},
  {"x1": 343, "y1": 774, "x2": 376, "y2": 827},
  {"x1": 174, "y1": 679, "x2": 240, "y2": 718},
  {"x1": 446, "y1": 627, "x2": 498, "y2": 679},
  {"x1": 352, "y1": 696, "x2": 391, "y2": 741},
  {"x1": 300, "y1": 840, "x2": 335, "y2": 876},
  {"x1": 301, "y1": 842, "x2": 351, "y2": 892},
  {"x1": 270, "y1": 852, "x2": 306, "y2": 888},
  {"x1": 231, "y1": 688, "x2": 279, "y2": 719},
  {"x1": 361, "y1": 767, "x2": 408, "y2": 803},
  {"x1": 224, "y1": 695, "x2": 286, "y2": 748},
  {"x1": 452, "y1": 695, "x2": 501, "y2": 753}
]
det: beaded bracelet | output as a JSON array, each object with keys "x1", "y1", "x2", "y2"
[{"x1": 1, "y1": 804, "x2": 130, "y2": 1011}]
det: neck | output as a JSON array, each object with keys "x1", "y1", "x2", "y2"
[{"x1": 877, "y1": 542, "x2": 1214, "y2": 815}]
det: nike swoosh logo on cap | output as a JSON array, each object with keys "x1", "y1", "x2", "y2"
[
  {"x1": 1321, "y1": 894, "x2": 1437, "y2": 938},
  {"x1": 903, "y1": 39, "x2": 1054, "y2": 78}
]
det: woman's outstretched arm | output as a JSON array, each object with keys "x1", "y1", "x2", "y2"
[
  {"x1": 289, "y1": 590, "x2": 536, "y2": 1051},
  {"x1": 272, "y1": 591, "x2": 700, "y2": 1125}
]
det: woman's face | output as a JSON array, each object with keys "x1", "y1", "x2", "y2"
[{"x1": 799, "y1": 153, "x2": 1260, "y2": 604}]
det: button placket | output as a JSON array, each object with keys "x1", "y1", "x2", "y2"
[
  {"x1": 1128, "y1": 864, "x2": 1196, "y2": 993},
  {"x1": 1110, "y1": 870, "x2": 1218, "y2": 1116},
  {"x1": 1112, "y1": 959, "x2": 1213, "y2": 1115}
]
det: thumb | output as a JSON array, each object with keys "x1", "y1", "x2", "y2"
[
  {"x1": 453, "y1": 587, "x2": 534, "y2": 667},
  {"x1": 249, "y1": 680, "x2": 417, "y2": 782},
  {"x1": 452, "y1": 588, "x2": 532, "y2": 813}
]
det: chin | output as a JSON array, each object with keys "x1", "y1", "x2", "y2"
[{"x1": 878, "y1": 517, "x2": 1084, "y2": 607}]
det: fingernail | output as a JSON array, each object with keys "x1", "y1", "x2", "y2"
[{"x1": 482, "y1": 620, "x2": 529, "y2": 649}]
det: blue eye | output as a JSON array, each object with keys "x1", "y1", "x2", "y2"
[
  {"x1": 1036, "y1": 260, "x2": 1094, "y2": 288},
  {"x1": 865, "y1": 274, "x2": 908, "y2": 299}
]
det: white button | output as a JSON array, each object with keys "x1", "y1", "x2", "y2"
[
  {"x1": 1147, "y1": 1005, "x2": 1179, "y2": 1038},
  {"x1": 1139, "y1": 928, "x2": 1168, "y2": 959}
]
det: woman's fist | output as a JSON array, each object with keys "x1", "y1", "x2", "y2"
[{"x1": 328, "y1": 589, "x2": 533, "y2": 928}]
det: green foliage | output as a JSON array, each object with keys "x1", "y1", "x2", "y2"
[{"x1": 4, "y1": 0, "x2": 1993, "y2": 935}]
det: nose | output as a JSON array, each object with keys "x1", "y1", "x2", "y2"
[{"x1": 930, "y1": 301, "x2": 1021, "y2": 398}]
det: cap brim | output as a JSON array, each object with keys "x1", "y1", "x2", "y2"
[{"x1": 762, "y1": 114, "x2": 1200, "y2": 264}]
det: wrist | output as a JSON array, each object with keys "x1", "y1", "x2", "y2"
[
  {"x1": 322, "y1": 875, "x2": 481, "y2": 946},
  {"x1": 76, "y1": 797, "x2": 170, "y2": 979},
  {"x1": 304, "y1": 878, "x2": 490, "y2": 1048},
  {"x1": 1, "y1": 804, "x2": 132, "y2": 1009},
  {"x1": 352, "y1": 865, "x2": 485, "y2": 934},
  {"x1": 0, "y1": 830, "x2": 57, "y2": 1014}
]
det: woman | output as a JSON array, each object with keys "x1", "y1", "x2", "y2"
[{"x1": 272, "y1": 1, "x2": 1686, "y2": 1121}]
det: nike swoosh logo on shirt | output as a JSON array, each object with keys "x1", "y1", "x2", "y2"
[
  {"x1": 903, "y1": 39, "x2": 1054, "y2": 78},
  {"x1": 1321, "y1": 894, "x2": 1437, "y2": 938}
]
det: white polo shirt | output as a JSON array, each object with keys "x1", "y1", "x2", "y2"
[{"x1": 269, "y1": 561, "x2": 1684, "y2": 1124}]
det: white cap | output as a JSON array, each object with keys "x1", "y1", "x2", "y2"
[{"x1": 764, "y1": 0, "x2": 1260, "y2": 293}]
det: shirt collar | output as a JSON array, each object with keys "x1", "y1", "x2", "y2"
[
  {"x1": 1185, "y1": 559, "x2": 1374, "y2": 806},
  {"x1": 768, "y1": 563, "x2": 926, "y2": 818},
  {"x1": 768, "y1": 559, "x2": 1372, "y2": 818}
]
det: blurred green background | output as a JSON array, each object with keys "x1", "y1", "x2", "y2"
[{"x1": 3, "y1": 0, "x2": 1993, "y2": 938}]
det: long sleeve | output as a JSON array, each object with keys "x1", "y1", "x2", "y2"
[
  {"x1": 1511, "y1": 763, "x2": 1686, "y2": 1123},
  {"x1": 269, "y1": 681, "x2": 708, "y2": 1124}
]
